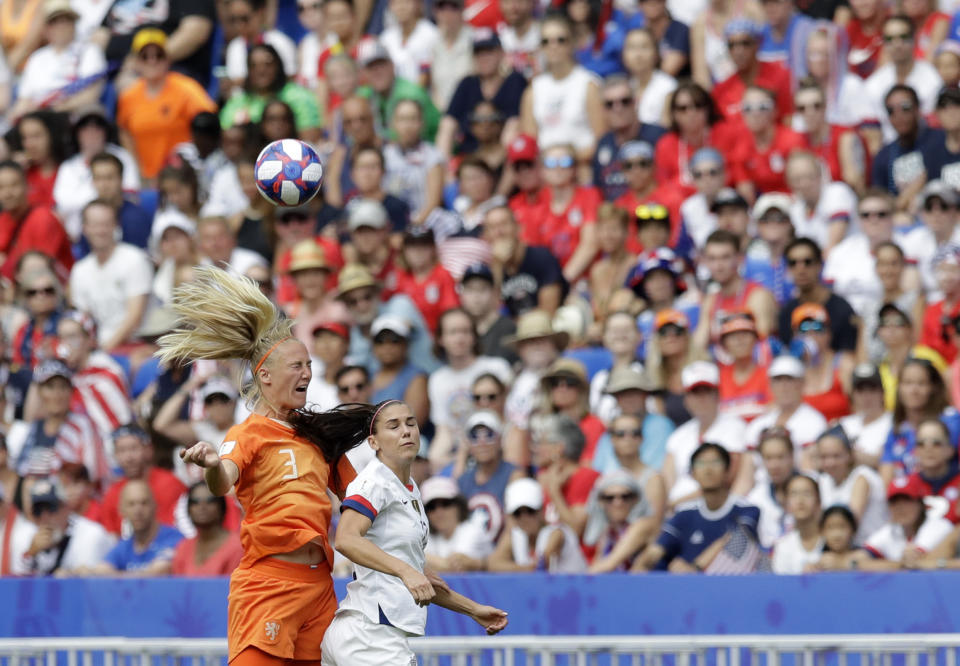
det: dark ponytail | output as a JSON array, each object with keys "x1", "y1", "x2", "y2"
[{"x1": 289, "y1": 401, "x2": 399, "y2": 490}]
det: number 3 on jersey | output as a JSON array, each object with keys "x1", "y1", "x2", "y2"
[{"x1": 278, "y1": 448, "x2": 299, "y2": 480}]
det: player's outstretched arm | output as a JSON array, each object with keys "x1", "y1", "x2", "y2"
[
  {"x1": 428, "y1": 582, "x2": 509, "y2": 635},
  {"x1": 180, "y1": 441, "x2": 239, "y2": 496}
]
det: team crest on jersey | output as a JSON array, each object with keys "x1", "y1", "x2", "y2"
[
  {"x1": 569, "y1": 208, "x2": 583, "y2": 228},
  {"x1": 218, "y1": 440, "x2": 236, "y2": 456},
  {"x1": 425, "y1": 284, "x2": 439, "y2": 304},
  {"x1": 690, "y1": 530, "x2": 704, "y2": 544},
  {"x1": 264, "y1": 621, "x2": 280, "y2": 642},
  {"x1": 946, "y1": 487, "x2": 959, "y2": 501},
  {"x1": 769, "y1": 152, "x2": 785, "y2": 173},
  {"x1": 598, "y1": 145, "x2": 613, "y2": 166},
  {"x1": 412, "y1": 499, "x2": 421, "y2": 514}
]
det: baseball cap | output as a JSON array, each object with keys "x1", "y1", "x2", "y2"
[
  {"x1": 504, "y1": 477, "x2": 544, "y2": 514},
  {"x1": 753, "y1": 193, "x2": 793, "y2": 220},
  {"x1": 131, "y1": 27, "x2": 167, "y2": 55},
  {"x1": 461, "y1": 263, "x2": 494, "y2": 285},
  {"x1": 791, "y1": 302, "x2": 830, "y2": 329},
  {"x1": 710, "y1": 187, "x2": 749, "y2": 213},
  {"x1": 403, "y1": 225, "x2": 435, "y2": 244},
  {"x1": 618, "y1": 141, "x2": 654, "y2": 162},
  {"x1": 768, "y1": 355, "x2": 805, "y2": 379},
  {"x1": 719, "y1": 310, "x2": 757, "y2": 337},
  {"x1": 465, "y1": 410, "x2": 502, "y2": 436},
  {"x1": 682, "y1": 361, "x2": 719, "y2": 391},
  {"x1": 507, "y1": 135, "x2": 538, "y2": 163},
  {"x1": 655, "y1": 309, "x2": 690, "y2": 332},
  {"x1": 887, "y1": 475, "x2": 927, "y2": 501},
  {"x1": 851, "y1": 363, "x2": 883, "y2": 389},
  {"x1": 312, "y1": 321, "x2": 350, "y2": 339},
  {"x1": 878, "y1": 302, "x2": 911, "y2": 324},
  {"x1": 347, "y1": 199, "x2": 389, "y2": 231},
  {"x1": 150, "y1": 208, "x2": 196, "y2": 248},
  {"x1": 44, "y1": 0, "x2": 78, "y2": 22},
  {"x1": 473, "y1": 27, "x2": 501, "y2": 50},
  {"x1": 201, "y1": 376, "x2": 238, "y2": 402},
  {"x1": 357, "y1": 39, "x2": 391, "y2": 67},
  {"x1": 420, "y1": 476, "x2": 460, "y2": 506},
  {"x1": 724, "y1": 17, "x2": 763, "y2": 39},
  {"x1": 112, "y1": 423, "x2": 149, "y2": 442},
  {"x1": 937, "y1": 82, "x2": 960, "y2": 105},
  {"x1": 34, "y1": 359, "x2": 72, "y2": 385},
  {"x1": 30, "y1": 477, "x2": 65, "y2": 511},
  {"x1": 371, "y1": 314, "x2": 410, "y2": 339},
  {"x1": 605, "y1": 366, "x2": 659, "y2": 394},
  {"x1": 921, "y1": 179, "x2": 959, "y2": 208},
  {"x1": 690, "y1": 147, "x2": 724, "y2": 171}
]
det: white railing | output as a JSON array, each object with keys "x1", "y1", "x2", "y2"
[{"x1": 1, "y1": 635, "x2": 959, "y2": 666}]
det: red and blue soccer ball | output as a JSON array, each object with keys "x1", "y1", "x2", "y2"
[{"x1": 254, "y1": 139, "x2": 324, "y2": 207}]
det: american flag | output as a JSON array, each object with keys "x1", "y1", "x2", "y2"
[{"x1": 705, "y1": 525, "x2": 771, "y2": 575}]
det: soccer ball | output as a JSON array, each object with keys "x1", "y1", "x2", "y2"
[{"x1": 254, "y1": 139, "x2": 324, "y2": 207}]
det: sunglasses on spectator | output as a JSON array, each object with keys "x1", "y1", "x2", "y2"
[
  {"x1": 673, "y1": 102, "x2": 707, "y2": 113},
  {"x1": 742, "y1": 101, "x2": 774, "y2": 114},
  {"x1": 859, "y1": 209, "x2": 891, "y2": 219},
  {"x1": 344, "y1": 291, "x2": 376, "y2": 307},
  {"x1": 604, "y1": 97, "x2": 633, "y2": 109},
  {"x1": 548, "y1": 376, "x2": 581, "y2": 389},
  {"x1": 692, "y1": 167, "x2": 722, "y2": 179},
  {"x1": 657, "y1": 323, "x2": 686, "y2": 337},
  {"x1": 426, "y1": 498, "x2": 457, "y2": 511},
  {"x1": 512, "y1": 506, "x2": 538, "y2": 518},
  {"x1": 374, "y1": 332, "x2": 405, "y2": 345},
  {"x1": 611, "y1": 428, "x2": 643, "y2": 438},
  {"x1": 883, "y1": 32, "x2": 912, "y2": 43},
  {"x1": 879, "y1": 317, "x2": 909, "y2": 328},
  {"x1": 599, "y1": 491, "x2": 638, "y2": 503},
  {"x1": 543, "y1": 155, "x2": 575, "y2": 169},
  {"x1": 188, "y1": 496, "x2": 220, "y2": 505},
  {"x1": 541, "y1": 36, "x2": 569, "y2": 46},
  {"x1": 797, "y1": 319, "x2": 825, "y2": 333},
  {"x1": 917, "y1": 438, "x2": 948, "y2": 447},
  {"x1": 472, "y1": 392, "x2": 500, "y2": 403},
  {"x1": 470, "y1": 114, "x2": 502, "y2": 124},
  {"x1": 885, "y1": 102, "x2": 914, "y2": 115},
  {"x1": 727, "y1": 38, "x2": 755, "y2": 49},
  {"x1": 338, "y1": 381, "x2": 367, "y2": 393},
  {"x1": 25, "y1": 286, "x2": 56, "y2": 297},
  {"x1": 297, "y1": 1, "x2": 321, "y2": 11},
  {"x1": 435, "y1": 0, "x2": 461, "y2": 7},
  {"x1": 795, "y1": 101, "x2": 823, "y2": 112},
  {"x1": 623, "y1": 159, "x2": 652, "y2": 170},
  {"x1": 636, "y1": 203, "x2": 669, "y2": 220},
  {"x1": 468, "y1": 426, "x2": 497, "y2": 442},
  {"x1": 277, "y1": 213, "x2": 310, "y2": 225},
  {"x1": 925, "y1": 200, "x2": 955, "y2": 212},
  {"x1": 253, "y1": 278, "x2": 273, "y2": 292}
]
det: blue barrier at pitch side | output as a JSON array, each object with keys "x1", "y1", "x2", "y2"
[{"x1": 2, "y1": 572, "x2": 960, "y2": 638}]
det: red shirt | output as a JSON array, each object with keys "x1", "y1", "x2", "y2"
[
  {"x1": 719, "y1": 363, "x2": 772, "y2": 423},
  {"x1": 275, "y1": 236, "x2": 345, "y2": 309},
  {"x1": 916, "y1": 12, "x2": 950, "y2": 60},
  {"x1": 393, "y1": 262, "x2": 460, "y2": 333},
  {"x1": 171, "y1": 531, "x2": 244, "y2": 576},
  {"x1": 729, "y1": 125, "x2": 808, "y2": 195},
  {"x1": 535, "y1": 186, "x2": 602, "y2": 268},
  {"x1": 921, "y1": 300, "x2": 960, "y2": 364},
  {"x1": 464, "y1": 0, "x2": 504, "y2": 29},
  {"x1": 653, "y1": 125, "x2": 738, "y2": 198},
  {"x1": 100, "y1": 467, "x2": 188, "y2": 535},
  {"x1": 809, "y1": 125, "x2": 869, "y2": 183},
  {"x1": 804, "y1": 369, "x2": 851, "y2": 422},
  {"x1": 0, "y1": 206, "x2": 73, "y2": 280},
  {"x1": 578, "y1": 413, "x2": 607, "y2": 465},
  {"x1": 26, "y1": 165, "x2": 57, "y2": 210},
  {"x1": 614, "y1": 184, "x2": 685, "y2": 252},
  {"x1": 509, "y1": 188, "x2": 549, "y2": 245},
  {"x1": 846, "y1": 15, "x2": 887, "y2": 78},
  {"x1": 711, "y1": 61, "x2": 794, "y2": 123}
]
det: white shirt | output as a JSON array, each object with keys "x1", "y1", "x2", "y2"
[
  {"x1": 819, "y1": 465, "x2": 889, "y2": 544},
  {"x1": 201, "y1": 164, "x2": 250, "y2": 218},
  {"x1": 498, "y1": 22, "x2": 541, "y2": 77},
  {"x1": 823, "y1": 232, "x2": 905, "y2": 318},
  {"x1": 383, "y1": 141, "x2": 445, "y2": 216},
  {"x1": 53, "y1": 145, "x2": 141, "y2": 241},
  {"x1": 746, "y1": 482, "x2": 788, "y2": 549},
  {"x1": 637, "y1": 71, "x2": 677, "y2": 126},
  {"x1": 69, "y1": 243, "x2": 154, "y2": 346},
  {"x1": 831, "y1": 73, "x2": 872, "y2": 128},
  {"x1": 789, "y1": 182, "x2": 859, "y2": 250},
  {"x1": 30, "y1": 515, "x2": 116, "y2": 574},
  {"x1": 900, "y1": 223, "x2": 960, "y2": 298},
  {"x1": 666, "y1": 413, "x2": 747, "y2": 503},
  {"x1": 380, "y1": 20, "x2": 439, "y2": 85},
  {"x1": 17, "y1": 41, "x2": 106, "y2": 103},
  {"x1": 339, "y1": 458, "x2": 430, "y2": 635},
  {"x1": 297, "y1": 31, "x2": 335, "y2": 89},
  {"x1": 865, "y1": 61, "x2": 943, "y2": 142},
  {"x1": 428, "y1": 356, "x2": 512, "y2": 428},
  {"x1": 530, "y1": 65, "x2": 599, "y2": 152},
  {"x1": 745, "y1": 403, "x2": 828, "y2": 452},
  {"x1": 430, "y1": 25, "x2": 474, "y2": 111},
  {"x1": 865, "y1": 514, "x2": 954, "y2": 561},
  {"x1": 425, "y1": 513, "x2": 493, "y2": 560},
  {"x1": 73, "y1": 0, "x2": 114, "y2": 43},
  {"x1": 839, "y1": 411, "x2": 894, "y2": 459},
  {"x1": 505, "y1": 367, "x2": 541, "y2": 429},
  {"x1": 226, "y1": 30, "x2": 298, "y2": 80},
  {"x1": 772, "y1": 530, "x2": 824, "y2": 574},
  {"x1": 510, "y1": 523, "x2": 587, "y2": 573},
  {"x1": 681, "y1": 193, "x2": 717, "y2": 250},
  {"x1": 0, "y1": 509, "x2": 38, "y2": 576}
]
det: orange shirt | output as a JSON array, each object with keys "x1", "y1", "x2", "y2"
[
  {"x1": 117, "y1": 72, "x2": 217, "y2": 179},
  {"x1": 220, "y1": 413, "x2": 356, "y2": 568}
]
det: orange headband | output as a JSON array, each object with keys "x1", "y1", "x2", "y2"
[{"x1": 254, "y1": 337, "x2": 292, "y2": 374}]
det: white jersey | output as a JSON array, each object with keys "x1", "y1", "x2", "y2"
[
  {"x1": 788, "y1": 182, "x2": 859, "y2": 250},
  {"x1": 530, "y1": 65, "x2": 599, "y2": 152},
  {"x1": 839, "y1": 412, "x2": 893, "y2": 460},
  {"x1": 819, "y1": 465, "x2": 889, "y2": 544},
  {"x1": 339, "y1": 458, "x2": 430, "y2": 636},
  {"x1": 681, "y1": 193, "x2": 718, "y2": 250},
  {"x1": 864, "y1": 515, "x2": 954, "y2": 561},
  {"x1": 510, "y1": 524, "x2": 587, "y2": 573},
  {"x1": 771, "y1": 530, "x2": 824, "y2": 574},
  {"x1": 666, "y1": 413, "x2": 747, "y2": 503},
  {"x1": 746, "y1": 482, "x2": 788, "y2": 549}
]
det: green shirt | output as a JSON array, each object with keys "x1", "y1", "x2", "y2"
[
  {"x1": 220, "y1": 82, "x2": 321, "y2": 131},
  {"x1": 357, "y1": 77, "x2": 440, "y2": 142}
]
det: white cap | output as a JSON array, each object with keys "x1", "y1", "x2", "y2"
[
  {"x1": 768, "y1": 355, "x2": 805, "y2": 379},
  {"x1": 465, "y1": 410, "x2": 502, "y2": 435},
  {"x1": 504, "y1": 477, "x2": 544, "y2": 514},
  {"x1": 347, "y1": 198, "x2": 389, "y2": 231},
  {"x1": 371, "y1": 314, "x2": 410, "y2": 339},
  {"x1": 150, "y1": 208, "x2": 196, "y2": 248},
  {"x1": 752, "y1": 193, "x2": 793, "y2": 220},
  {"x1": 420, "y1": 476, "x2": 459, "y2": 505},
  {"x1": 201, "y1": 376, "x2": 239, "y2": 401},
  {"x1": 681, "y1": 361, "x2": 719, "y2": 391}
]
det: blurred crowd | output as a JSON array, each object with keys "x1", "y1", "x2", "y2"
[{"x1": 4, "y1": 0, "x2": 960, "y2": 577}]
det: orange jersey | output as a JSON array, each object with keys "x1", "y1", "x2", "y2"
[{"x1": 220, "y1": 413, "x2": 356, "y2": 568}]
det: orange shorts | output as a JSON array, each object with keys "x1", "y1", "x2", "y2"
[{"x1": 228, "y1": 558, "x2": 337, "y2": 663}]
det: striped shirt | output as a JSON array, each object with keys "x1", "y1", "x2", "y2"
[{"x1": 72, "y1": 351, "x2": 132, "y2": 440}]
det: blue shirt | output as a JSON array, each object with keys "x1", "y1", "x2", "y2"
[
  {"x1": 104, "y1": 525, "x2": 183, "y2": 572},
  {"x1": 758, "y1": 13, "x2": 815, "y2": 72},
  {"x1": 656, "y1": 496, "x2": 760, "y2": 567},
  {"x1": 592, "y1": 125, "x2": 668, "y2": 201},
  {"x1": 871, "y1": 127, "x2": 946, "y2": 194},
  {"x1": 74, "y1": 199, "x2": 153, "y2": 260},
  {"x1": 590, "y1": 412, "x2": 676, "y2": 473},
  {"x1": 347, "y1": 294, "x2": 440, "y2": 375},
  {"x1": 601, "y1": 11, "x2": 690, "y2": 70},
  {"x1": 881, "y1": 409, "x2": 960, "y2": 476}
]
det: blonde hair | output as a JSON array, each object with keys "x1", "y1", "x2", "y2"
[{"x1": 156, "y1": 265, "x2": 293, "y2": 406}]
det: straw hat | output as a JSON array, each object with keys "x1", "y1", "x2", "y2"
[
  {"x1": 541, "y1": 357, "x2": 588, "y2": 386},
  {"x1": 503, "y1": 310, "x2": 570, "y2": 349},
  {"x1": 288, "y1": 239, "x2": 330, "y2": 273},
  {"x1": 335, "y1": 263, "x2": 379, "y2": 299}
]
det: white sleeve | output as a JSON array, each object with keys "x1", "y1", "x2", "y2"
[
  {"x1": 915, "y1": 518, "x2": 955, "y2": 553},
  {"x1": 114, "y1": 146, "x2": 141, "y2": 191},
  {"x1": 225, "y1": 38, "x2": 247, "y2": 80},
  {"x1": 719, "y1": 417, "x2": 747, "y2": 452},
  {"x1": 68, "y1": 265, "x2": 89, "y2": 312},
  {"x1": 428, "y1": 370, "x2": 448, "y2": 426},
  {"x1": 771, "y1": 537, "x2": 792, "y2": 574},
  {"x1": 271, "y1": 32, "x2": 299, "y2": 77},
  {"x1": 79, "y1": 44, "x2": 107, "y2": 79},
  {"x1": 17, "y1": 55, "x2": 42, "y2": 99},
  {"x1": 864, "y1": 524, "x2": 893, "y2": 558},
  {"x1": 124, "y1": 249, "x2": 155, "y2": 298}
]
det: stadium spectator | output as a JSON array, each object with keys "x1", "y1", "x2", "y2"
[
  {"x1": 58, "y1": 462, "x2": 102, "y2": 524},
  {"x1": 197, "y1": 215, "x2": 268, "y2": 277},
  {"x1": 497, "y1": 0, "x2": 540, "y2": 77},
  {"x1": 845, "y1": 0, "x2": 887, "y2": 79},
  {"x1": 632, "y1": 442, "x2": 761, "y2": 573},
  {"x1": 428, "y1": 0, "x2": 473, "y2": 112},
  {"x1": 679, "y1": 149, "x2": 726, "y2": 250},
  {"x1": 356, "y1": 40, "x2": 440, "y2": 141},
  {"x1": 13, "y1": 112, "x2": 63, "y2": 212},
  {"x1": 902, "y1": 418, "x2": 960, "y2": 521},
  {"x1": 789, "y1": 304, "x2": 854, "y2": 421},
  {"x1": 394, "y1": 227, "x2": 458, "y2": 333},
  {"x1": 459, "y1": 263, "x2": 518, "y2": 364},
  {"x1": 793, "y1": 79, "x2": 867, "y2": 193},
  {"x1": 902, "y1": 181, "x2": 960, "y2": 297},
  {"x1": 224, "y1": 0, "x2": 297, "y2": 90},
  {"x1": 862, "y1": 243, "x2": 926, "y2": 364},
  {"x1": 380, "y1": 0, "x2": 437, "y2": 87},
  {"x1": 741, "y1": 193, "x2": 796, "y2": 305},
  {"x1": 916, "y1": 523, "x2": 960, "y2": 568},
  {"x1": 533, "y1": 358, "x2": 603, "y2": 466},
  {"x1": 466, "y1": 101, "x2": 509, "y2": 184},
  {"x1": 796, "y1": 26, "x2": 869, "y2": 128},
  {"x1": 615, "y1": 144, "x2": 684, "y2": 252},
  {"x1": 488, "y1": 477, "x2": 587, "y2": 573},
  {"x1": 116, "y1": 29, "x2": 217, "y2": 183},
  {"x1": 772, "y1": 473, "x2": 824, "y2": 574},
  {"x1": 88, "y1": 152, "x2": 153, "y2": 253},
  {"x1": 716, "y1": 311, "x2": 770, "y2": 423},
  {"x1": 89, "y1": 480, "x2": 183, "y2": 575},
  {"x1": 284, "y1": 239, "x2": 345, "y2": 347},
  {"x1": 584, "y1": 469, "x2": 661, "y2": 573},
  {"x1": 588, "y1": 312, "x2": 643, "y2": 424},
  {"x1": 69, "y1": 200, "x2": 153, "y2": 352},
  {"x1": 876, "y1": 303, "x2": 946, "y2": 408},
  {"x1": 383, "y1": 100, "x2": 443, "y2": 225},
  {"x1": 622, "y1": 28, "x2": 677, "y2": 126},
  {"x1": 11, "y1": 267, "x2": 63, "y2": 370},
  {"x1": 712, "y1": 19, "x2": 793, "y2": 123},
  {"x1": 587, "y1": 207, "x2": 635, "y2": 322},
  {"x1": 171, "y1": 482, "x2": 243, "y2": 576},
  {"x1": 304, "y1": 322, "x2": 349, "y2": 411},
  {"x1": 533, "y1": 412, "x2": 600, "y2": 537},
  {"x1": 0, "y1": 160, "x2": 73, "y2": 280},
  {"x1": 839, "y1": 363, "x2": 894, "y2": 468},
  {"x1": 928, "y1": 87, "x2": 960, "y2": 182},
  {"x1": 325, "y1": 96, "x2": 383, "y2": 207},
  {"x1": 920, "y1": 245, "x2": 960, "y2": 363},
  {"x1": 747, "y1": 427, "x2": 797, "y2": 548},
  {"x1": 422, "y1": 475, "x2": 492, "y2": 573},
  {"x1": 99, "y1": 424, "x2": 186, "y2": 536},
  {"x1": 785, "y1": 151, "x2": 857, "y2": 256},
  {"x1": 0, "y1": 468, "x2": 37, "y2": 576},
  {"x1": 368, "y1": 315, "x2": 428, "y2": 424},
  {"x1": 346, "y1": 153, "x2": 410, "y2": 234},
  {"x1": 23, "y1": 476, "x2": 114, "y2": 576}
]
